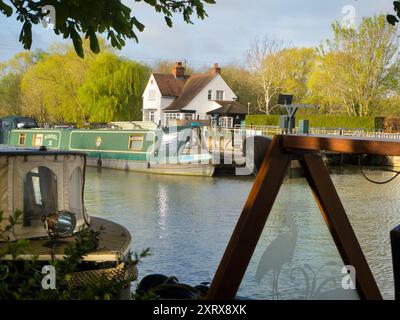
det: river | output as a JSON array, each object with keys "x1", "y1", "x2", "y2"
[{"x1": 84, "y1": 166, "x2": 400, "y2": 300}]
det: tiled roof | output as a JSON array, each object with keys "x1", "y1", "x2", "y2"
[
  {"x1": 153, "y1": 73, "x2": 217, "y2": 111},
  {"x1": 153, "y1": 73, "x2": 190, "y2": 97}
]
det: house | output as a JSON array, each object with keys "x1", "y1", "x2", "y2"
[{"x1": 142, "y1": 62, "x2": 247, "y2": 127}]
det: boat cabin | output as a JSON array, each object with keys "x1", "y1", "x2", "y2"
[{"x1": 0, "y1": 145, "x2": 87, "y2": 240}]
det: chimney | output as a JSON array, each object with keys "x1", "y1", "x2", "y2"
[
  {"x1": 211, "y1": 63, "x2": 221, "y2": 75},
  {"x1": 172, "y1": 62, "x2": 185, "y2": 78}
]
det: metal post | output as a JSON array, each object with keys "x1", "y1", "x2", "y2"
[{"x1": 391, "y1": 225, "x2": 400, "y2": 300}]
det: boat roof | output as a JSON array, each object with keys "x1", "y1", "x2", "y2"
[{"x1": 0, "y1": 144, "x2": 86, "y2": 156}]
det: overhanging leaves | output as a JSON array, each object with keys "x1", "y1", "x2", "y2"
[{"x1": 1, "y1": 0, "x2": 215, "y2": 58}]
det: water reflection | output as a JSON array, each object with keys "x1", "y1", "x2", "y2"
[{"x1": 84, "y1": 165, "x2": 400, "y2": 300}]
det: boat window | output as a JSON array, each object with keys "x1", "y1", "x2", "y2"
[
  {"x1": 128, "y1": 135, "x2": 144, "y2": 151},
  {"x1": 23, "y1": 167, "x2": 58, "y2": 227},
  {"x1": 19, "y1": 133, "x2": 26, "y2": 145},
  {"x1": 69, "y1": 167, "x2": 83, "y2": 216},
  {"x1": 32, "y1": 133, "x2": 43, "y2": 147}
]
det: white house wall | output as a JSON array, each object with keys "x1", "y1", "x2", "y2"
[
  {"x1": 182, "y1": 74, "x2": 237, "y2": 119},
  {"x1": 142, "y1": 73, "x2": 238, "y2": 125},
  {"x1": 142, "y1": 75, "x2": 176, "y2": 124},
  {"x1": 160, "y1": 97, "x2": 175, "y2": 124},
  {"x1": 142, "y1": 75, "x2": 161, "y2": 110}
]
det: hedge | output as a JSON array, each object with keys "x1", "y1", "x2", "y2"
[{"x1": 245, "y1": 115, "x2": 383, "y2": 130}]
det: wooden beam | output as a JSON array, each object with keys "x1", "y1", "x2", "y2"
[
  {"x1": 301, "y1": 153, "x2": 382, "y2": 300},
  {"x1": 283, "y1": 135, "x2": 400, "y2": 156},
  {"x1": 207, "y1": 135, "x2": 291, "y2": 299}
]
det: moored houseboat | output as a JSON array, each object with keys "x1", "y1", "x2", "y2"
[
  {"x1": 0, "y1": 145, "x2": 135, "y2": 297},
  {"x1": 0, "y1": 116, "x2": 215, "y2": 177}
]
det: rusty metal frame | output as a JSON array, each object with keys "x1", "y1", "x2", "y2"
[{"x1": 207, "y1": 134, "x2": 390, "y2": 300}]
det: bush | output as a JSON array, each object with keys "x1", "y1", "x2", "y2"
[
  {"x1": 245, "y1": 115, "x2": 381, "y2": 130},
  {"x1": 0, "y1": 211, "x2": 148, "y2": 300}
]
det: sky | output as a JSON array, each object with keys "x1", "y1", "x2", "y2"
[{"x1": 0, "y1": 0, "x2": 396, "y2": 68}]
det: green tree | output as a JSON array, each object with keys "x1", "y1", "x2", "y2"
[
  {"x1": 0, "y1": 51, "x2": 41, "y2": 116},
  {"x1": 20, "y1": 44, "x2": 93, "y2": 123},
  {"x1": 278, "y1": 47, "x2": 316, "y2": 104},
  {"x1": 19, "y1": 40, "x2": 150, "y2": 123},
  {"x1": 0, "y1": 0, "x2": 215, "y2": 58},
  {"x1": 78, "y1": 53, "x2": 151, "y2": 122},
  {"x1": 221, "y1": 65, "x2": 258, "y2": 113},
  {"x1": 308, "y1": 15, "x2": 399, "y2": 116}
]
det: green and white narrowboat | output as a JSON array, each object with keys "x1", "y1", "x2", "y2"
[{"x1": 0, "y1": 116, "x2": 215, "y2": 177}]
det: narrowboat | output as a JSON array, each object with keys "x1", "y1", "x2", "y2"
[
  {"x1": 0, "y1": 116, "x2": 215, "y2": 177},
  {"x1": 0, "y1": 145, "x2": 135, "y2": 297}
]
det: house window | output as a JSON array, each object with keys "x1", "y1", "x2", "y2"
[
  {"x1": 144, "y1": 110, "x2": 155, "y2": 122},
  {"x1": 32, "y1": 133, "x2": 43, "y2": 147},
  {"x1": 220, "y1": 116, "x2": 233, "y2": 128},
  {"x1": 208, "y1": 90, "x2": 212, "y2": 100},
  {"x1": 148, "y1": 90, "x2": 156, "y2": 101},
  {"x1": 19, "y1": 133, "x2": 26, "y2": 145},
  {"x1": 216, "y1": 90, "x2": 225, "y2": 100},
  {"x1": 128, "y1": 135, "x2": 144, "y2": 151},
  {"x1": 165, "y1": 113, "x2": 180, "y2": 126},
  {"x1": 184, "y1": 113, "x2": 194, "y2": 120}
]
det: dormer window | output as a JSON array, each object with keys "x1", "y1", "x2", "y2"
[
  {"x1": 148, "y1": 90, "x2": 156, "y2": 101},
  {"x1": 216, "y1": 90, "x2": 224, "y2": 100},
  {"x1": 208, "y1": 90, "x2": 212, "y2": 100}
]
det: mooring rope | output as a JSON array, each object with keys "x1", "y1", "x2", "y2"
[
  {"x1": 360, "y1": 166, "x2": 400, "y2": 185},
  {"x1": 359, "y1": 157, "x2": 400, "y2": 185}
]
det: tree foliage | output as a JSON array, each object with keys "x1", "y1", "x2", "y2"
[
  {"x1": 221, "y1": 65, "x2": 258, "y2": 113},
  {"x1": 78, "y1": 52, "x2": 151, "y2": 122},
  {"x1": 0, "y1": 0, "x2": 215, "y2": 58},
  {"x1": 0, "y1": 51, "x2": 41, "y2": 116},
  {"x1": 0, "y1": 40, "x2": 151, "y2": 124},
  {"x1": 308, "y1": 15, "x2": 399, "y2": 116},
  {"x1": 387, "y1": 1, "x2": 400, "y2": 25}
]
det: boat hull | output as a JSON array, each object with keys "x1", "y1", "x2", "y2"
[{"x1": 87, "y1": 158, "x2": 215, "y2": 177}]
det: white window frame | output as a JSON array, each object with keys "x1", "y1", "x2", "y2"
[
  {"x1": 208, "y1": 90, "x2": 213, "y2": 100},
  {"x1": 216, "y1": 90, "x2": 225, "y2": 100},
  {"x1": 220, "y1": 116, "x2": 233, "y2": 128},
  {"x1": 165, "y1": 113, "x2": 181, "y2": 126},
  {"x1": 144, "y1": 110, "x2": 156, "y2": 122}
]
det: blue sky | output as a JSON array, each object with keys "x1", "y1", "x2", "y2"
[{"x1": 0, "y1": 0, "x2": 395, "y2": 67}]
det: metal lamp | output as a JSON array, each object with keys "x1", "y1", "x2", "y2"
[{"x1": 43, "y1": 211, "x2": 76, "y2": 238}]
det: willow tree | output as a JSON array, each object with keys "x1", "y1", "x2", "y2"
[
  {"x1": 20, "y1": 44, "x2": 93, "y2": 124},
  {"x1": 308, "y1": 15, "x2": 399, "y2": 116},
  {"x1": 78, "y1": 53, "x2": 151, "y2": 122},
  {"x1": 0, "y1": 51, "x2": 41, "y2": 116}
]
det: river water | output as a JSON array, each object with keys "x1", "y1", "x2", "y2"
[{"x1": 84, "y1": 166, "x2": 400, "y2": 300}]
